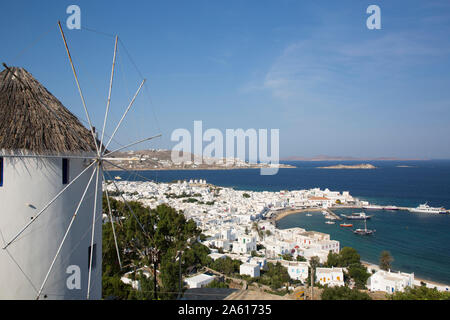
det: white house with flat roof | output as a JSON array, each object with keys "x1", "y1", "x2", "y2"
[
  {"x1": 185, "y1": 273, "x2": 216, "y2": 289},
  {"x1": 281, "y1": 261, "x2": 309, "y2": 281},
  {"x1": 367, "y1": 270, "x2": 414, "y2": 294},
  {"x1": 316, "y1": 267, "x2": 344, "y2": 287},
  {"x1": 240, "y1": 263, "x2": 260, "y2": 278},
  {"x1": 249, "y1": 257, "x2": 268, "y2": 271},
  {"x1": 232, "y1": 235, "x2": 257, "y2": 254}
]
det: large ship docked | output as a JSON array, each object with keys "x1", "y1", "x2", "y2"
[{"x1": 409, "y1": 203, "x2": 447, "y2": 214}]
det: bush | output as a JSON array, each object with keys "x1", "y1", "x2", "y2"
[
  {"x1": 321, "y1": 286, "x2": 372, "y2": 300},
  {"x1": 389, "y1": 286, "x2": 450, "y2": 300},
  {"x1": 206, "y1": 280, "x2": 229, "y2": 289}
]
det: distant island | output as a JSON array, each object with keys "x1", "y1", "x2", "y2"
[
  {"x1": 318, "y1": 163, "x2": 377, "y2": 170},
  {"x1": 283, "y1": 155, "x2": 428, "y2": 161}
]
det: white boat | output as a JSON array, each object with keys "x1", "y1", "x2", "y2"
[
  {"x1": 325, "y1": 221, "x2": 335, "y2": 225},
  {"x1": 341, "y1": 212, "x2": 372, "y2": 220},
  {"x1": 384, "y1": 206, "x2": 399, "y2": 210},
  {"x1": 409, "y1": 203, "x2": 446, "y2": 214},
  {"x1": 306, "y1": 214, "x2": 312, "y2": 217}
]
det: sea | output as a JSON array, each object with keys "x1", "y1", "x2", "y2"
[{"x1": 108, "y1": 160, "x2": 450, "y2": 284}]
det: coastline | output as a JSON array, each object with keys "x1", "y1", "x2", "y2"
[
  {"x1": 105, "y1": 164, "x2": 296, "y2": 172},
  {"x1": 361, "y1": 261, "x2": 450, "y2": 290},
  {"x1": 271, "y1": 208, "x2": 450, "y2": 289}
]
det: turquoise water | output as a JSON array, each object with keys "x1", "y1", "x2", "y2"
[
  {"x1": 277, "y1": 209, "x2": 450, "y2": 284},
  {"x1": 108, "y1": 160, "x2": 450, "y2": 284}
]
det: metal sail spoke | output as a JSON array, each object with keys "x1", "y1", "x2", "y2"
[
  {"x1": 103, "y1": 171, "x2": 147, "y2": 235},
  {"x1": 103, "y1": 79, "x2": 146, "y2": 152},
  {"x1": 36, "y1": 166, "x2": 97, "y2": 300},
  {"x1": 103, "y1": 134, "x2": 162, "y2": 158},
  {"x1": 103, "y1": 176, "x2": 123, "y2": 270},
  {"x1": 87, "y1": 163, "x2": 101, "y2": 299},
  {"x1": 100, "y1": 36, "x2": 119, "y2": 152},
  {"x1": 57, "y1": 21, "x2": 100, "y2": 156},
  {"x1": 2, "y1": 160, "x2": 96, "y2": 250}
]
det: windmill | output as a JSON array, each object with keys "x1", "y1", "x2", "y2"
[{"x1": 0, "y1": 21, "x2": 161, "y2": 299}]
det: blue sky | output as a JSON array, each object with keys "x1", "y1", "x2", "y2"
[{"x1": 1, "y1": 0, "x2": 450, "y2": 159}]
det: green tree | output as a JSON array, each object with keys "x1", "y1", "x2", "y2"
[
  {"x1": 325, "y1": 251, "x2": 340, "y2": 267},
  {"x1": 281, "y1": 253, "x2": 293, "y2": 261},
  {"x1": 321, "y1": 286, "x2": 372, "y2": 300},
  {"x1": 206, "y1": 280, "x2": 229, "y2": 289},
  {"x1": 339, "y1": 247, "x2": 361, "y2": 267},
  {"x1": 379, "y1": 251, "x2": 393, "y2": 271},
  {"x1": 102, "y1": 273, "x2": 134, "y2": 300},
  {"x1": 102, "y1": 195, "x2": 202, "y2": 300},
  {"x1": 347, "y1": 263, "x2": 371, "y2": 289},
  {"x1": 209, "y1": 257, "x2": 242, "y2": 276},
  {"x1": 389, "y1": 286, "x2": 450, "y2": 300},
  {"x1": 258, "y1": 262, "x2": 290, "y2": 290}
]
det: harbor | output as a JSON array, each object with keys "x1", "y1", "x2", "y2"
[{"x1": 269, "y1": 203, "x2": 449, "y2": 223}]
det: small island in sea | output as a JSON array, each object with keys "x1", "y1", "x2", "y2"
[{"x1": 318, "y1": 163, "x2": 377, "y2": 169}]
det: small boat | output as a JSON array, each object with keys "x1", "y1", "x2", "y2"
[
  {"x1": 325, "y1": 221, "x2": 335, "y2": 225},
  {"x1": 114, "y1": 176, "x2": 122, "y2": 180},
  {"x1": 353, "y1": 218, "x2": 376, "y2": 235},
  {"x1": 306, "y1": 214, "x2": 312, "y2": 217},
  {"x1": 340, "y1": 223, "x2": 353, "y2": 227}
]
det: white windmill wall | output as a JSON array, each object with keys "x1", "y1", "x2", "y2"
[{"x1": 0, "y1": 152, "x2": 102, "y2": 300}]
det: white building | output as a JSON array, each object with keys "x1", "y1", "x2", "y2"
[
  {"x1": 316, "y1": 267, "x2": 345, "y2": 287},
  {"x1": 367, "y1": 270, "x2": 414, "y2": 294},
  {"x1": 185, "y1": 273, "x2": 216, "y2": 289},
  {"x1": 240, "y1": 263, "x2": 260, "y2": 278},
  {"x1": 281, "y1": 261, "x2": 309, "y2": 281},
  {"x1": 232, "y1": 235, "x2": 257, "y2": 254},
  {"x1": 0, "y1": 67, "x2": 102, "y2": 300},
  {"x1": 249, "y1": 257, "x2": 268, "y2": 271}
]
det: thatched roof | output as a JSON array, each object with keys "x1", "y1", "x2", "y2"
[{"x1": 0, "y1": 66, "x2": 99, "y2": 154}]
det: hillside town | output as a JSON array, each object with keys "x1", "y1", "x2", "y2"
[
  {"x1": 103, "y1": 178, "x2": 446, "y2": 298},
  {"x1": 103, "y1": 149, "x2": 295, "y2": 171}
]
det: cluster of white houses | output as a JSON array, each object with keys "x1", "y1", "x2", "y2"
[{"x1": 103, "y1": 179, "x2": 448, "y2": 294}]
